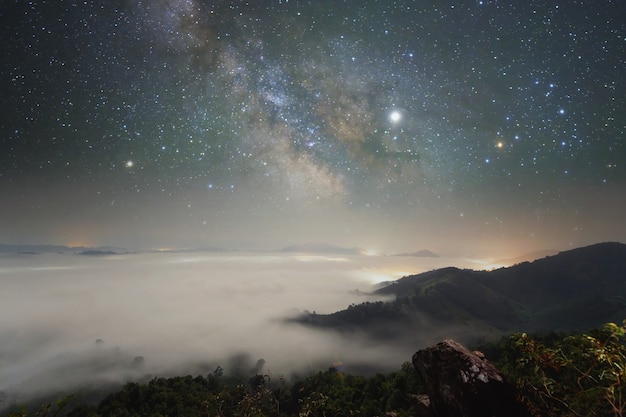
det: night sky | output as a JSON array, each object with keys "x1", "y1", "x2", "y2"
[{"x1": 1, "y1": 0, "x2": 625, "y2": 256}]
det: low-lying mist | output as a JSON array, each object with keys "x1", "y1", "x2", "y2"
[{"x1": 0, "y1": 251, "x2": 491, "y2": 407}]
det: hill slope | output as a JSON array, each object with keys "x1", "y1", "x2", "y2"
[{"x1": 292, "y1": 242, "x2": 626, "y2": 344}]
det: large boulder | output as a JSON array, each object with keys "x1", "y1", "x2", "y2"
[{"x1": 412, "y1": 339, "x2": 531, "y2": 417}]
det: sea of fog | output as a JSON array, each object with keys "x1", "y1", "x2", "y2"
[{"x1": 0, "y1": 251, "x2": 495, "y2": 407}]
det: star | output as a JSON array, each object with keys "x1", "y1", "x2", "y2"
[{"x1": 389, "y1": 110, "x2": 402, "y2": 123}]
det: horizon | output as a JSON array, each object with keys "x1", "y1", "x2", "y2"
[{"x1": 0, "y1": 238, "x2": 599, "y2": 262}]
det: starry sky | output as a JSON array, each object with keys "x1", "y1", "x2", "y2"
[{"x1": 1, "y1": 0, "x2": 625, "y2": 256}]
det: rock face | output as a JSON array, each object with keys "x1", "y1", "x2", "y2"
[{"x1": 412, "y1": 339, "x2": 531, "y2": 417}]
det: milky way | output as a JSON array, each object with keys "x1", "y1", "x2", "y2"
[{"x1": 1, "y1": 0, "x2": 625, "y2": 254}]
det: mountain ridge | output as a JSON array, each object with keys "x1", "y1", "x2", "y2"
[
  {"x1": 291, "y1": 242, "x2": 626, "y2": 345},
  {"x1": 0, "y1": 243, "x2": 128, "y2": 254}
]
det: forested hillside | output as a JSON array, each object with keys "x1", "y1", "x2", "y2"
[{"x1": 294, "y1": 242, "x2": 626, "y2": 344}]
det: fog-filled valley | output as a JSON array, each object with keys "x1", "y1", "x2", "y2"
[{"x1": 0, "y1": 251, "x2": 497, "y2": 408}]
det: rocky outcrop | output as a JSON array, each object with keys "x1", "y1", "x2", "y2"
[{"x1": 412, "y1": 339, "x2": 531, "y2": 417}]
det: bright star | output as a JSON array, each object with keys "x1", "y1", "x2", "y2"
[
  {"x1": 389, "y1": 110, "x2": 402, "y2": 123},
  {"x1": 125, "y1": 160, "x2": 134, "y2": 168}
]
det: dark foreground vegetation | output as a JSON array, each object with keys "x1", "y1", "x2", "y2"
[{"x1": 6, "y1": 320, "x2": 626, "y2": 417}]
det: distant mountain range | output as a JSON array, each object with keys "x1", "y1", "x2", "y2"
[
  {"x1": 291, "y1": 242, "x2": 626, "y2": 345},
  {"x1": 0, "y1": 243, "x2": 127, "y2": 254},
  {"x1": 0, "y1": 242, "x2": 450, "y2": 258},
  {"x1": 0, "y1": 242, "x2": 370, "y2": 256}
]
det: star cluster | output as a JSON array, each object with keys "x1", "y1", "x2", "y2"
[{"x1": 1, "y1": 0, "x2": 624, "y2": 253}]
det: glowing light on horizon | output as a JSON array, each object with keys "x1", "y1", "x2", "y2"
[{"x1": 66, "y1": 240, "x2": 95, "y2": 248}]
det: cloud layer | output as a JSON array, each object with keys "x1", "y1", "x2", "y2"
[{"x1": 0, "y1": 250, "x2": 505, "y2": 408}]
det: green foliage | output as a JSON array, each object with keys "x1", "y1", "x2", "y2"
[
  {"x1": 498, "y1": 321, "x2": 626, "y2": 417},
  {"x1": 7, "y1": 395, "x2": 74, "y2": 417},
  {"x1": 7, "y1": 361, "x2": 419, "y2": 417},
  {"x1": 285, "y1": 364, "x2": 421, "y2": 417}
]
